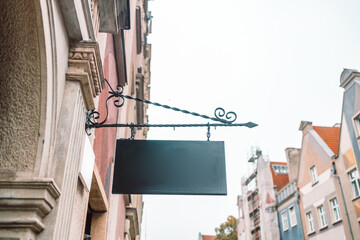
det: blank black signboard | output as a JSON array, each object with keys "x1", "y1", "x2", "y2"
[{"x1": 112, "y1": 139, "x2": 227, "y2": 195}]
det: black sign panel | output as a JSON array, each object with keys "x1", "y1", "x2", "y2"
[{"x1": 112, "y1": 140, "x2": 227, "y2": 195}]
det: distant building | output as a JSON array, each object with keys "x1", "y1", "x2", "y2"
[
  {"x1": 237, "y1": 196, "x2": 247, "y2": 240},
  {"x1": 276, "y1": 148, "x2": 305, "y2": 240},
  {"x1": 297, "y1": 122, "x2": 352, "y2": 239},
  {"x1": 238, "y1": 69, "x2": 360, "y2": 240},
  {"x1": 198, "y1": 233, "x2": 216, "y2": 240},
  {"x1": 238, "y1": 149, "x2": 287, "y2": 239},
  {"x1": 333, "y1": 69, "x2": 360, "y2": 239}
]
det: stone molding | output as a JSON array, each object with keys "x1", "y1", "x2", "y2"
[
  {"x1": 67, "y1": 41, "x2": 105, "y2": 110},
  {"x1": 0, "y1": 179, "x2": 60, "y2": 233},
  {"x1": 126, "y1": 207, "x2": 139, "y2": 240}
]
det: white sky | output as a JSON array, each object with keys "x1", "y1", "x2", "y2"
[{"x1": 140, "y1": 1, "x2": 360, "y2": 239}]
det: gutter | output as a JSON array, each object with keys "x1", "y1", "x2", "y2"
[{"x1": 331, "y1": 163, "x2": 354, "y2": 240}]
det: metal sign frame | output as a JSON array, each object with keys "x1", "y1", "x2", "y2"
[{"x1": 85, "y1": 79, "x2": 258, "y2": 136}]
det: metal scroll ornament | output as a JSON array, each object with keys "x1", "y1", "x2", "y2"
[
  {"x1": 85, "y1": 79, "x2": 257, "y2": 135},
  {"x1": 86, "y1": 80, "x2": 125, "y2": 130},
  {"x1": 214, "y1": 108, "x2": 236, "y2": 123}
]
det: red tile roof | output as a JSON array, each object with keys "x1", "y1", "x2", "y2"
[
  {"x1": 313, "y1": 126, "x2": 340, "y2": 155},
  {"x1": 269, "y1": 162, "x2": 289, "y2": 191},
  {"x1": 202, "y1": 236, "x2": 216, "y2": 240}
]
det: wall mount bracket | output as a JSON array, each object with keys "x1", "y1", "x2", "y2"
[{"x1": 85, "y1": 79, "x2": 258, "y2": 136}]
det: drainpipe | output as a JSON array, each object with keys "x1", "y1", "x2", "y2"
[{"x1": 331, "y1": 163, "x2": 354, "y2": 240}]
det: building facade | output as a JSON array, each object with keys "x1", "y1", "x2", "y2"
[
  {"x1": 277, "y1": 180, "x2": 304, "y2": 240},
  {"x1": 238, "y1": 150, "x2": 286, "y2": 240},
  {"x1": 237, "y1": 69, "x2": 360, "y2": 240},
  {"x1": 237, "y1": 196, "x2": 247, "y2": 240},
  {"x1": 276, "y1": 148, "x2": 305, "y2": 240},
  {"x1": 333, "y1": 69, "x2": 360, "y2": 239},
  {"x1": 0, "y1": 0, "x2": 151, "y2": 239},
  {"x1": 297, "y1": 122, "x2": 352, "y2": 239}
]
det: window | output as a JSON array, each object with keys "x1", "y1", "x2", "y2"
[
  {"x1": 289, "y1": 206, "x2": 297, "y2": 227},
  {"x1": 310, "y1": 166, "x2": 318, "y2": 184},
  {"x1": 281, "y1": 211, "x2": 289, "y2": 231},
  {"x1": 349, "y1": 169, "x2": 360, "y2": 198},
  {"x1": 317, "y1": 205, "x2": 327, "y2": 228},
  {"x1": 306, "y1": 212, "x2": 314, "y2": 233},
  {"x1": 272, "y1": 165, "x2": 288, "y2": 174},
  {"x1": 354, "y1": 115, "x2": 360, "y2": 135},
  {"x1": 330, "y1": 198, "x2": 341, "y2": 222}
]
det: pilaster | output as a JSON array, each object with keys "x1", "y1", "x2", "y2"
[{"x1": 49, "y1": 41, "x2": 104, "y2": 239}]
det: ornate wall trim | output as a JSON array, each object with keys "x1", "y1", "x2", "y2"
[{"x1": 68, "y1": 41, "x2": 105, "y2": 110}]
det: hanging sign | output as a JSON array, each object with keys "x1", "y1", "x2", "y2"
[{"x1": 112, "y1": 139, "x2": 227, "y2": 195}]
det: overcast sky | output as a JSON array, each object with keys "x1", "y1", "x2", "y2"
[{"x1": 140, "y1": 1, "x2": 360, "y2": 239}]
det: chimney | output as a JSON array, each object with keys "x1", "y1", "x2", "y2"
[
  {"x1": 285, "y1": 148, "x2": 301, "y2": 182},
  {"x1": 299, "y1": 121, "x2": 313, "y2": 135}
]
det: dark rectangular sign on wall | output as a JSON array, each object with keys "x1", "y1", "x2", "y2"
[{"x1": 112, "y1": 139, "x2": 227, "y2": 195}]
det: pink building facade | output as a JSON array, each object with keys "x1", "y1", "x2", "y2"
[{"x1": 297, "y1": 122, "x2": 351, "y2": 239}]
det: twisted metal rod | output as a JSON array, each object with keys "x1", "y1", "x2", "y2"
[
  {"x1": 120, "y1": 94, "x2": 237, "y2": 124},
  {"x1": 89, "y1": 122, "x2": 258, "y2": 128}
]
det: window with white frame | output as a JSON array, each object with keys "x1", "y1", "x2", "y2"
[
  {"x1": 317, "y1": 205, "x2": 327, "y2": 228},
  {"x1": 306, "y1": 212, "x2": 314, "y2": 233},
  {"x1": 289, "y1": 206, "x2": 297, "y2": 227},
  {"x1": 354, "y1": 115, "x2": 360, "y2": 135},
  {"x1": 330, "y1": 198, "x2": 341, "y2": 222},
  {"x1": 281, "y1": 211, "x2": 289, "y2": 231},
  {"x1": 310, "y1": 166, "x2": 318, "y2": 184},
  {"x1": 349, "y1": 169, "x2": 360, "y2": 198},
  {"x1": 272, "y1": 165, "x2": 288, "y2": 174},
  {"x1": 281, "y1": 166, "x2": 288, "y2": 174}
]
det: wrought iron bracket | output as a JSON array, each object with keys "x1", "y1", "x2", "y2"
[{"x1": 85, "y1": 79, "x2": 258, "y2": 136}]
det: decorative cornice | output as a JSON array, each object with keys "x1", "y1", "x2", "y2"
[
  {"x1": 69, "y1": 41, "x2": 105, "y2": 92},
  {"x1": 340, "y1": 69, "x2": 360, "y2": 89},
  {"x1": 0, "y1": 179, "x2": 60, "y2": 198},
  {"x1": 0, "y1": 179, "x2": 61, "y2": 233},
  {"x1": 67, "y1": 41, "x2": 105, "y2": 110},
  {"x1": 68, "y1": 41, "x2": 105, "y2": 93}
]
